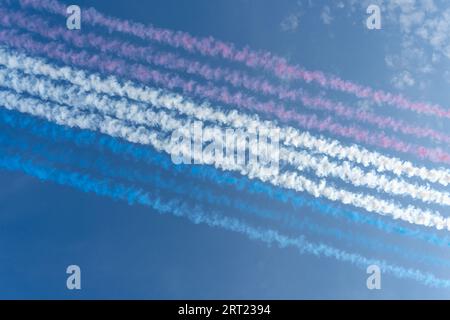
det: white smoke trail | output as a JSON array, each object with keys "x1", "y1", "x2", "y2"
[
  {"x1": 0, "y1": 47, "x2": 447, "y2": 188},
  {"x1": 0, "y1": 85, "x2": 449, "y2": 231},
  {"x1": 1, "y1": 62, "x2": 450, "y2": 209}
]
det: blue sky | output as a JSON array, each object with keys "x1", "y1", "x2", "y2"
[{"x1": 1, "y1": 0, "x2": 450, "y2": 299}]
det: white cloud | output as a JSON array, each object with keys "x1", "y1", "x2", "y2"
[
  {"x1": 340, "y1": 0, "x2": 450, "y2": 91},
  {"x1": 279, "y1": 0, "x2": 450, "y2": 91},
  {"x1": 320, "y1": 6, "x2": 333, "y2": 24},
  {"x1": 280, "y1": 12, "x2": 301, "y2": 32},
  {"x1": 391, "y1": 71, "x2": 415, "y2": 89}
]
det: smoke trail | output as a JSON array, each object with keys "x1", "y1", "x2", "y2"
[
  {"x1": 4, "y1": 128, "x2": 447, "y2": 268},
  {"x1": 3, "y1": 7, "x2": 448, "y2": 146},
  {"x1": 3, "y1": 66, "x2": 450, "y2": 209},
  {"x1": 3, "y1": 35, "x2": 450, "y2": 179},
  {"x1": 2, "y1": 29, "x2": 449, "y2": 165},
  {"x1": 3, "y1": 48, "x2": 450, "y2": 191},
  {"x1": 0, "y1": 88, "x2": 449, "y2": 232},
  {"x1": 16, "y1": 0, "x2": 450, "y2": 120},
  {"x1": 0, "y1": 126, "x2": 276, "y2": 225},
  {"x1": 1, "y1": 106, "x2": 448, "y2": 248},
  {"x1": 0, "y1": 151, "x2": 449, "y2": 288}
]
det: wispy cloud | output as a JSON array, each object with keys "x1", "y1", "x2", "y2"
[
  {"x1": 343, "y1": 0, "x2": 450, "y2": 91},
  {"x1": 390, "y1": 70, "x2": 415, "y2": 89},
  {"x1": 320, "y1": 6, "x2": 333, "y2": 24},
  {"x1": 280, "y1": 12, "x2": 301, "y2": 32}
]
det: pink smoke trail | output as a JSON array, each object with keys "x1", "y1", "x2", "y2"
[
  {"x1": 2, "y1": 29, "x2": 450, "y2": 165},
  {"x1": 18, "y1": 0, "x2": 450, "y2": 119},
  {"x1": 2, "y1": 8, "x2": 450, "y2": 146}
]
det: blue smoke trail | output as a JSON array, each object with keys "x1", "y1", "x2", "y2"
[
  {"x1": 0, "y1": 106, "x2": 448, "y2": 249},
  {"x1": 0, "y1": 151, "x2": 449, "y2": 288},
  {"x1": 2, "y1": 123, "x2": 448, "y2": 268}
]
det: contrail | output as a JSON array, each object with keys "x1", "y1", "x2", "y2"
[
  {"x1": 16, "y1": 0, "x2": 450, "y2": 120},
  {"x1": 0, "y1": 47, "x2": 450, "y2": 191},
  {"x1": 0, "y1": 126, "x2": 277, "y2": 226},
  {"x1": 3, "y1": 29, "x2": 449, "y2": 165},
  {"x1": 0, "y1": 88, "x2": 449, "y2": 232},
  {"x1": 0, "y1": 152, "x2": 449, "y2": 288},
  {"x1": 1, "y1": 106, "x2": 448, "y2": 248},
  {"x1": 1, "y1": 128, "x2": 448, "y2": 269},
  {"x1": 4, "y1": 0, "x2": 448, "y2": 287},
  {"x1": 3, "y1": 7, "x2": 448, "y2": 145},
  {"x1": 3, "y1": 66, "x2": 450, "y2": 208}
]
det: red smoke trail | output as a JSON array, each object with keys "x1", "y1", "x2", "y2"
[
  {"x1": 3, "y1": 8, "x2": 449, "y2": 146},
  {"x1": 19, "y1": 0, "x2": 450, "y2": 119},
  {"x1": 2, "y1": 29, "x2": 450, "y2": 165}
]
